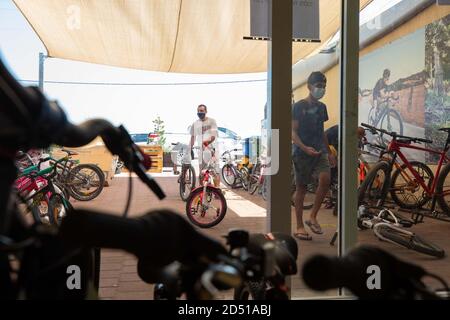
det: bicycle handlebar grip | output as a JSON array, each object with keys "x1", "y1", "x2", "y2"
[
  {"x1": 360, "y1": 123, "x2": 378, "y2": 133},
  {"x1": 417, "y1": 138, "x2": 433, "y2": 144}
]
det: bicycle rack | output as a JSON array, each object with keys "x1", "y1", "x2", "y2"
[{"x1": 398, "y1": 207, "x2": 450, "y2": 224}]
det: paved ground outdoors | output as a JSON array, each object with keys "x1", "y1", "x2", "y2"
[{"x1": 73, "y1": 172, "x2": 450, "y2": 300}]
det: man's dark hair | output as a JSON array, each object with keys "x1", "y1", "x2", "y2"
[
  {"x1": 307, "y1": 71, "x2": 327, "y2": 86},
  {"x1": 383, "y1": 69, "x2": 391, "y2": 78},
  {"x1": 197, "y1": 104, "x2": 207, "y2": 112}
]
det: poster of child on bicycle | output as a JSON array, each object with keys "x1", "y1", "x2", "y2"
[{"x1": 359, "y1": 14, "x2": 450, "y2": 164}]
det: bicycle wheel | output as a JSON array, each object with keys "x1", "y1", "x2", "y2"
[
  {"x1": 222, "y1": 164, "x2": 237, "y2": 187},
  {"x1": 185, "y1": 186, "x2": 227, "y2": 228},
  {"x1": 435, "y1": 163, "x2": 450, "y2": 215},
  {"x1": 379, "y1": 109, "x2": 403, "y2": 140},
  {"x1": 28, "y1": 198, "x2": 49, "y2": 224},
  {"x1": 53, "y1": 180, "x2": 71, "y2": 200},
  {"x1": 234, "y1": 280, "x2": 266, "y2": 300},
  {"x1": 239, "y1": 167, "x2": 250, "y2": 191},
  {"x1": 249, "y1": 176, "x2": 260, "y2": 195},
  {"x1": 179, "y1": 165, "x2": 196, "y2": 202},
  {"x1": 358, "y1": 161, "x2": 391, "y2": 206},
  {"x1": 390, "y1": 161, "x2": 433, "y2": 209},
  {"x1": 68, "y1": 164, "x2": 105, "y2": 201},
  {"x1": 368, "y1": 107, "x2": 376, "y2": 126},
  {"x1": 376, "y1": 224, "x2": 445, "y2": 258},
  {"x1": 261, "y1": 178, "x2": 268, "y2": 201},
  {"x1": 47, "y1": 193, "x2": 73, "y2": 225}
]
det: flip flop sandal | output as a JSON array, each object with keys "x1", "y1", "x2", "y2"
[
  {"x1": 305, "y1": 220, "x2": 323, "y2": 234},
  {"x1": 294, "y1": 232, "x2": 312, "y2": 241}
]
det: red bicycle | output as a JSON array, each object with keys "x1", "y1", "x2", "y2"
[
  {"x1": 185, "y1": 146, "x2": 227, "y2": 228},
  {"x1": 359, "y1": 123, "x2": 450, "y2": 214}
]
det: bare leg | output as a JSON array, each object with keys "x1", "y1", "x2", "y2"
[
  {"x1": 310, "y1": 171, "x2": 330, "y2": 224},
  {"x1": 295, "y1": 184, "x2": 308, "y2": 235}
]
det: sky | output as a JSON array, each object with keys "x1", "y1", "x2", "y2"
[{"x1": 0, "y1": 0, "x2": 267, "y2": 142}]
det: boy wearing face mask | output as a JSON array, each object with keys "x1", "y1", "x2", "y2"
[
  {"x1": 291, "y1": 71, "x2": 336, "y2": 240},
  {"x1": 190, "y1": 104, "x2": 221, "y2": 187}
]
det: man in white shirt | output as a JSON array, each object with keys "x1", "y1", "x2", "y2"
[{"x1": 190, "y1": 104, "x2": 220, "y2": 187}]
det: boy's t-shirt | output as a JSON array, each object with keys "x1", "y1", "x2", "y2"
[{"x1": 292, "y1": 99, "x2": 329, "y2": 156}]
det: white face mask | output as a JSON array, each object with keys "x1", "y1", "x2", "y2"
[{"x1": 311, "y1": 86, "x2": 326, "y2": 100}]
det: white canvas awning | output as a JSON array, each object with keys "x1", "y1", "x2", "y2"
[{"x1": 14, "y1": 0, "x2": 371, "y2": 73}]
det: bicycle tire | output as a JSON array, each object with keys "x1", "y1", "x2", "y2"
[
  {"x1": 185, "y1": 186, "x2": 227, "y2": 228},
  {"x1": 54, "y1": 181, "x2": 71, "y2": 200},
  {"x1": 239, "y1": 167, "x2": 250, "y2": 191},
  {"x1": 376, "y1": 225, "x2": 445, "y2": 258},
  {"x1": 390, "y1": 161, "x2": 433, "y2": 209},
  {"x1": 435, "y1": 162, "x2": 450, "y2": 215},
  {"x1": 233, "y1": 280, "x2": 266, "y2": 300},
  {"x1": 68, "y1": 164, "x2": 105, "y2": 201},
  {"x1": 30, "y1": 204, "x2": 43, "y2": 223},
  {"x1": 249, "y1": 173, "x2": 260, "y2": 195},
  {"x1": 47, "y1": 193, "x2": 73, "y2": 225},
  {"x1": 358, "y1": 161, "x2": 391, "y2": 206},
  {"x1": 379, "y1": 108, "x2": 404, "y2": 141},
  {"x1": 179, "y1": 165, "x2": 196, "y2": 202},
  {"x1": 261, "y1": 179, "x2": 268, "y2": 201},
  {"x1": 222, "y1": 164, "x2": 237, "y2": 187}
]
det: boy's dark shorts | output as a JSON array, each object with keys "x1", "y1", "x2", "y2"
[{"x1": 293, "y1": 152, "x2": 330, "y2": 186}]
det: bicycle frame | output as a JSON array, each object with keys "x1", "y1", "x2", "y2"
[
  {"x1": 358, "y1": 143, "x2": 404, "y2": 185},
  {"x1": 196, "y1": 147, "x2": 220, "y2": 207},
  {"x1": 387, "y1": 139, "x2": 450, "y2": 197}
]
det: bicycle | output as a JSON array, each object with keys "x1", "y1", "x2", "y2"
[
  {"x1": 359, "y1": 123, "x2": 450, "y2": 214},
  {"x1": 15, "y1": 156, "x2": 73, "y2": 225},
  {"x1": 248, "y1": 159, "x2": 268, "y2": 201},
  {"x1": 358, "y1": 132, "x2": 433, "y2": 210},
  {"x1": 52, "y1": 148, "x2": 105, "y2": 201},
  {"x1": 185, "y1": 146, "x2": 227, "y2": 228},
  {"x1": 357, "y1": 205, "x2": 445, "y2": 258},
  {"x1": 357, "y1": 139, "x2": 386, "y2": 186},
  {"x1": 367, "y1": 94, "x2": 404, "y2": 144},
  {"x1": 172, "y1": 142, "x2": 196, "y2": 201},
  {"x1": 221, "y1": 149, "x2": 251, "y2": 190}
]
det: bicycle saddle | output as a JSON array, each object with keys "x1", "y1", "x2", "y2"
[{"x1": 61, "y1": 148, "x2": 79, "y2": 156}]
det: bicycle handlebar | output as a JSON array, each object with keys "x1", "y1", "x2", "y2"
[
  {"x1": 361, "y1": 123, "x2": 433, "y2": 145},
  {"x1": 147, "y1": 230, "x2": 297, "y2": 300},
  {"x1": 303, "y1": 245, "x2": 445, "y2": 299}
]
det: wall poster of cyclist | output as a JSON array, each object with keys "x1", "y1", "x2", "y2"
[{"x1": 359, "y1": 14, "x2": 450, "y2": 164}]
